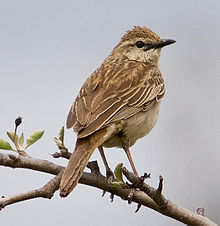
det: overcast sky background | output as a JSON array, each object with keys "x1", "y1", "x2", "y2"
[{"x1": 0, "y1": 0, "x2": 219, "y2": 225}]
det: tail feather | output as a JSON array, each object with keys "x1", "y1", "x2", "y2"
[
  {"x1": 60, "y1": 126, "x2": 115, "y2": 197},
  {"x1": 60, "y1": 145, "x2": 93, "y2": 197}
]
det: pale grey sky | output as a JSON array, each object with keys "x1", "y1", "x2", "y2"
[{"x1": 0, "y1": 0, "x2": 219, "y2": 225}]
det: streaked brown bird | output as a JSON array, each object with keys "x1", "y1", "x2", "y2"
[{"x1": 60, "y1": 26, "x2": 175, "y2": 197}]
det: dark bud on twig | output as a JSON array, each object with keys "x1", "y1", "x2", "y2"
[
  {"x1": 135, "y1": 203, "x2": 142, "y2": 213},
  {"x1": 157, "y1": 175, "x2": 163, "y2": 193},
  {"x1": 15, "y1": 117, "x2": 22, "y2": 127},
  {"x1": 102, "y1": 190, "x2": 106, "y2": 197},
  {"x1": 51, "y1": 152, "x2": 61, "y2": 158},
  {"x1": 110, "y1": 193, "x2": 114, "y2": 202},
  {"x1": 197, "y1": 208, "x2": 205, "y2": 216}
]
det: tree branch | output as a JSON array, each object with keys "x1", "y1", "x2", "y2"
[
  {"x1": 122, "y1": 167, "x2": 216, "y2": 226},
  {"x1": 0, "y1": 172, "x2": 62, "y2": 209},
  {"x1": 0, "y1": 153, "x2": 217, "y2": 226}
]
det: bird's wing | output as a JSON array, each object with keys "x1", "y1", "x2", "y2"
[{"x1": 66, "y1": 59, "x2": 165, "y2": 138}]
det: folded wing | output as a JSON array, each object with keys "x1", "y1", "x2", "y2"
[{"x1": 66, "y1": 58, "x2": 165, "y2": 138}]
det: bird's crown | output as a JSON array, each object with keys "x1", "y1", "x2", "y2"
[{"x1": 121, "y1": 26, "x2": 160, "y2": 43}]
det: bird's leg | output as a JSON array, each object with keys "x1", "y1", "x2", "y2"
[
  {"x1": 98, "y1": 146, "x2": 115, "y2": 200},
  {"x1": 122, "y1": 139, "x2": 138, "y2": 176},
  {"x1": 122, "y1": 139, "x2": 139, "y2": 204},
  {"x1": 98, "y1": 146, "x2": 114, "y2": 180}
]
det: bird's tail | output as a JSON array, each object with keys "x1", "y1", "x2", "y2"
[{"x1": 60, "y1": 126, "x2": 114, "y2": 197}]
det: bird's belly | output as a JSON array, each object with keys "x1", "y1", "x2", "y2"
[{"x1": 103, "y1": 101, "x2": 161, "y2": 148}]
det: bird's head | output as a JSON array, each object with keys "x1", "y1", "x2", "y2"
[{"x1": 113, "y1": 26, "x2": 175, "y2": 65}]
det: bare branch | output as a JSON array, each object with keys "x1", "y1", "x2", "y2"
[
  {"x1": 0, "y1": 153, "x2": 63, "y2": 175},
  {"x1": 0, "y1": 153, "x2": 157, "y2": 211},
  {"x1": 122, "y1": 167, "x2": 217, "y2": 226},
  {"x1": 0, "y1": 153, "x2": 217, "y2": 226},
  {"x1": 0, "y1": 172, "x2": 62, "y2": 209}
]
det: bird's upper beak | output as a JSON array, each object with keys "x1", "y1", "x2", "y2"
[
  {"x1": 155, "y1": 39, "x2": 176, "y2": 49},
  {"x1": 144, "y1": 39, "x2": 176, "y2": 51}
]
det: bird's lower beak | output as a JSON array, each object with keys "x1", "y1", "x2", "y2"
[{"x1": 155, "y1": 39, "x2": 176, "y2": 49}]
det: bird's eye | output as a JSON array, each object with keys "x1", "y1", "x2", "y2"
[{"x1": 136, "y1": 41, "x2": 144, "y2": 48}]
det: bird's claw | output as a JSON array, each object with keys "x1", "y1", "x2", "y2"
[{"x1": 102, "y1": 168, "x2": 115, "y2": 201}]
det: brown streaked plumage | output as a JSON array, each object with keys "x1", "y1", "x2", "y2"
[{"x1": 60, "y1": 26, "x2": 175, "y2": 197}]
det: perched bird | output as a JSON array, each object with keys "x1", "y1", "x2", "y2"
[{"x1": 60, "y1": 26, "x2": 175, "y2": 197}]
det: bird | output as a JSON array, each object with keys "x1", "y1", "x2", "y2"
[{"x1": 60, "y1": 26, "x2": 175, "y2": 197}]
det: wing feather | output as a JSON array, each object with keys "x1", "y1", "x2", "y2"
[
  {"x1": 78, "y1": 101, "x2": 122, "y2": 138},
  {"x1": 67, "y1": 58, "x2": 165, "y2": 138}
]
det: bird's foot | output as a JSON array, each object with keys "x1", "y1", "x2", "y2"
[{"x1": 102, "y1": 168, "x2": 115, "y2": 201}]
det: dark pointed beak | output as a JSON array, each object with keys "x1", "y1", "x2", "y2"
[
  {"x1": 155, "y1": 39, "x2": 176, "y2": 49},
  {"x1": 144, "y1": 39, "x2": 176, "y2": 51}
]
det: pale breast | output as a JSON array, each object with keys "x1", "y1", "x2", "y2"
[{"x1": 103, "y1": 100, "x2": 161, "y2": 148}]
